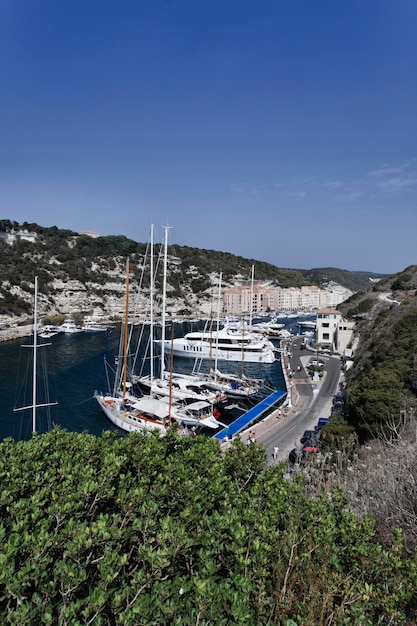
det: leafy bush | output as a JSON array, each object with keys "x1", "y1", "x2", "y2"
[{"x1": 0, "y1": 429, "x2": 415, "y2": 624}]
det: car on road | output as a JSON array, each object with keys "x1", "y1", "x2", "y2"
[
  {"x1": 308, "y1": 359, "x2": 325, "y2": 367},
  {"x1": 288, "y1": 443, "x2": 319, "y2": 465},
  {"x1": 288, "y1": 447, "x2": 306, "y2": 464},
  {"x1": 300, "y1": 429, "x2": 319, "y2": 445}
]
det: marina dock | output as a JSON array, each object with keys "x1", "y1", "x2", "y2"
[{"x1": 213, "y1": 389, "x2": 286, "y2": 440}]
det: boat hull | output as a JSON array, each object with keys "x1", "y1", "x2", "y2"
[
  {"x1": 95, "y1": 393, "x2": 167, "y2": 435},
  {"x1": 163, "y1": 340, "x2": 276, "y2": 364}
]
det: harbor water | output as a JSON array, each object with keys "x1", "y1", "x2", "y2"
[{"x1": 0, "y1": 317, "x2": 310, "y2": 442}]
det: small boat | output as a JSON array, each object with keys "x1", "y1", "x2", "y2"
[
  {"x1": 266, "y1": 321, "x2": 286, "y2": 337},
  {"x1": 135, "y1": 372, "x2": 218, "y2": 404},
  {"x1": 169, "y1": 399, "x2": 226, "y2": 430},
  {"x1": 82, "y1": 316, "x2": 109, "y2": 332},
  {"x1": 190, "y1": 369, "x2": 261, "y2": 400},
  {"x1": 298, "y1": 319, "x2": 317, "y2": 329},
  {"x1": 38, "y1": 324, "x2": 61, "y2": 338},
  {"x1": 59, "y1": 319, "x2": 84, "y2": 333},
  {"x1": 83, "y1": 323, "x2": 108, "y2": 332}
]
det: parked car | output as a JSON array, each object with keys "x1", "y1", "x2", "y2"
[
  {"x1": 316, "y1": 417, "x2": 330, "y2": 430},
  {"x1": 332, "y1": 401, "x2": 344, "y2": 414},
  {"x1": 300, "y1": 429, "x2": 320, "y2": 445},
  {"x1": 308, "y1": 359, "x2": 325, "y2": 367},
  {"x1": 288, "y1": 448, "x2": 306, "y2": 464}
]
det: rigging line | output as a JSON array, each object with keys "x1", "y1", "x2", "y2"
[
  {"x1": 96, "y1": 326, "x2": 114, "y2": 389},
  {"x1": 128, "y1": 238, "x2": 150, "y2": 321},
  {"x1": 71, "y1": 395, "x2": 97, "y2": 406}
]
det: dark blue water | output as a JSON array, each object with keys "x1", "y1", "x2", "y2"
[{"x1": 0, "y1": 318, "x2": 299, "y2": 442}]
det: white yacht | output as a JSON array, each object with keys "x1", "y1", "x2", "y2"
[
  {"x1": 58, "y1": 319, "x2": 84, "y2": 333},
  {"x1": 161, "y1": 321, "x2": 276, "y2": 364},
  {"x1": 38, "y1": 324, "x2": 61, "y2": 338}
]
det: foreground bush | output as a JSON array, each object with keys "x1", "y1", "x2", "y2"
[{"x1": 0, "y1": 427, "x2": 416, "y2": 625}]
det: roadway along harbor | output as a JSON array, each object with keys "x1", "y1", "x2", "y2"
[{"x1": 222, "y1": 337, "x2": 344, "y2": 464}]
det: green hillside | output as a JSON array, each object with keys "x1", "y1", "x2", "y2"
[{"x1": 0, "y1": 220, "x2": 386, "y2": 318}]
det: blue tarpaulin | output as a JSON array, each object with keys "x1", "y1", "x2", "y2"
[{"x1": 213, "y1": 389, "x2": 286, "y2": 440}]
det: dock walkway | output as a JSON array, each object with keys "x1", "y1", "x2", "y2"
[{"x1": 213, "y1": 389, "x2": 286, "y2": 440}]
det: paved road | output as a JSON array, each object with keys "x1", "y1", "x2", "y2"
[{"x1": 230, "y1": 338, "x2": 344, "y2": 464}]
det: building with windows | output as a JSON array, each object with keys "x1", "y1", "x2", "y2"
[
  {"x1": 316, "y1": 308, "x2": 355, "y2": 354},
  {"x1": 223, "y1": 284, "x2": 352, "y2": 315},
  {"x1": 316, "y1": 309, "x2": 341, "y2": 349}
]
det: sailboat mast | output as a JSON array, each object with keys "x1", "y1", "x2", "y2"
[
  {"x1": 160, "y1": 225, "x2": 171, "y2": 379},
  {"x1": 32, "y1": 276, "x2": 39, "y2": 432},
  {"x1": 214, "y1": 272, "x2": 222, "y2": 379},
  {"x1": 149, "y1": 225, "x2": 154, "y2": 395},
  {"x1": 249, "y1": 264, "x2": 254, "y2": 329},
  {"x1": 13, "y1": 276, "x2": 58, "y2": 433},
  {"x1": 122, "y1": 258, "x2": 130, "y2": 398}
]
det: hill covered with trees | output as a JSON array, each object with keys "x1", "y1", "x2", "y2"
[
  {"x1": 335, "y1": 265, "x2": 417, "y2": 440},
  {"x1": 0, "y1": 220, "x2": 385, "y2": 320}
]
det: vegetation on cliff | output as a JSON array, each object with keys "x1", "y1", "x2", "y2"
[
  {"x1": 337, "y1": 265, "x2": 417, "y2": 439},
  {"x1": 0, "y1": 220, "x2": 384, "y2": 318}
]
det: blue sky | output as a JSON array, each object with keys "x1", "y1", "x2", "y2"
[{"x1": 1, "y1": 0, "x2": 416, "y2": 274}]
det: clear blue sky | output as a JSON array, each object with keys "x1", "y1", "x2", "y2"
[{"x1": 1, "y1": 0, "x2": 416, "y2": 274}]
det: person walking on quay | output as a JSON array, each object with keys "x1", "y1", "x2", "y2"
[{"x1": 273, "y1": 445, "x2": 279, "y2": 460}]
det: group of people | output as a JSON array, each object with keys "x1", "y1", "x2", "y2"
[{"x1": 246, "y1": 431, "x2": 257, "y2": 445}]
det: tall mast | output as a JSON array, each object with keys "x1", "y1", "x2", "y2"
[
  {"x1": 149, "y1": 225, "x2": 154, "y2": 395},
  {"x1": 122, "y1": 258, "x2": 130, "y2": 398},
  {"x1": 249, "y1": 264, "x2": 254, "y2": 329},
  {"x1": 14, "y1": 276, "x2": 57, "y2": 434},
  {"x1": 214, "y1": 272, "x2": 222, "y2": 379},
  {"x1": 160, "y1": 224, "x2": 171, "y2": 379},
  {"x1": 32, "y1": 276, "x2": 39, "y2": 432}
]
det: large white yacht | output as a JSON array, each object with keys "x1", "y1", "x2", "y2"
[{"x1": 161, "y1": 320, "x2": 276, "y2": 364}]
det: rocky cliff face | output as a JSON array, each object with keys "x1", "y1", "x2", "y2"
[
  {"x1": 0, "y1": 223, "x2": 377, "y2": 325},
  {"x1": 1, "y1": 258, "x2": 226, "y2": 324}
]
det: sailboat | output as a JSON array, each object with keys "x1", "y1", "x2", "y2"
[
  {"x1": 13, "y1": 276, "x2": 58, "y2": 434},
  {"x1": 95, "y1": 255, "x2": 169, "y2": 435},
  {"x1": 133, "y1": 227, "x2": 229, "y2": 424},
  {"x1": 95, "y1": 230, "x2": 223, "y2": 434}
]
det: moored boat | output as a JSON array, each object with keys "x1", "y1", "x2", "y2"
[
  {"x1": 161, "y1": 320, "x2": 276, "y2": 364},
  {"x1": 59, "y1": 319, "x2": 84, "y2": 333}
]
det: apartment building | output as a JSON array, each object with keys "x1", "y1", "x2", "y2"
[
  {"x1": 316, "y1": 308, "x2": 355, "y2": 354},
  {"x1": 223, "y1": 284, "x2": 351, "y2": 315}
]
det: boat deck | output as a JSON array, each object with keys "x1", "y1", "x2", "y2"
[{"x1": 213, "y1": 389, "x2": 286, "y2": 440}]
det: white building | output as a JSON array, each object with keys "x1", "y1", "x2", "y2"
[
  {"x1": 0, "y1": 229, "x2": 38, "y2": 245},
  {"x1": 316, "y1": 309, "x2": 341, "y2": 350},
  {"x1": 316, "y1": 308, "x2": 355, "y2": 354}
]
